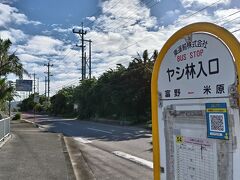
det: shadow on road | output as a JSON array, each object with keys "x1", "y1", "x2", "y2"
[
  {"x1": 22, "y1": 113, "x2": 152, "y2": 142},
  {"x1": 42, "y1": 120, "x2": 151, "y2": 142}
]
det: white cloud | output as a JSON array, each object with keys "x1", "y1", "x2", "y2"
[
  {"x1": 0, "y1": 0, "x2": 18, "y2": 4},
  {"x1": 0, "y1": 28, "x2": 28, "y2": 43},
  {"x1": 180, "y1": 0, "x2": 231, "y2": 8},
  {"x1": 17, "y1": 54, "x2": 47, "y2": 63},
  {"x1": 86, "y1": 16, "x2": 96, "y2": 21},
  {"x1": 53, "y1": 27, "x2": 72, "y2": 33},
  {"x1": 0, "y1": 3, "x2": 41, "y2": 27},
  {"x1": 73, "y1": 0, "x2": 164, "y2": 79},
  {"x1": 5, "y1": 0, "x2": 240, "y2": 97},
  {"x1": 93, "y1": 0, "x2": 157, "y2": 33},
  {"x1": 214, "y1": 8, "x2": 240, "y2": 27},
  {"x1": 80, "y1": 0, "x2": 240, "y2": 87},
  {"x1": 21, "y1": 35, "x2": 64, "y2": 56}
]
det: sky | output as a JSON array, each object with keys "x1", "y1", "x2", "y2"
[{"x1": 0, "y1": 0, "x2": 240, "y2": 98}]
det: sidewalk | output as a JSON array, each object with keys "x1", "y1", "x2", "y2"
[{"x1": 0, "y1": 120, "x2": 75, "y2": 180}]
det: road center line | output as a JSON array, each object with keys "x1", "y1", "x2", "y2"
[
  {"x1": 87, "y1": 127, "x2": 112, "y2": 134},
  {"x1": 74, "y1": 137, "x2": 92, "y2": 144},
  {"x1": 112, "y1": 151, "x2": 153, "y2": 169}
]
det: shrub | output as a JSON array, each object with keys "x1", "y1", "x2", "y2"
[{"x1": 12, "y1": 113, "x2": 21, "y2": 120}]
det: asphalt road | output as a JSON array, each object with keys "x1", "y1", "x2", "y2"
[{"x1": 22, "y1": 113, "x2": 153, "y2": 180}]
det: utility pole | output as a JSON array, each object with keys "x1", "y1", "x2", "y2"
[
  {"x1": 81, "y1": 39, "x2": 92, "y2": 79},
  {"x1": 44, "y1": 76, "x2": 47, "y2": 98},
  {"x1": 73, "y1": 23, "x2": 87, "y2": 80},
  {"x1": 8, "y1": 81, "x2": 13, "y2": 117},
  {"x1": 37, "y1": 77, "x2": 39, "y2": 94},
  {"x1": 44, "y1": 61, "x2": 53, "y2": 100},
  {"x1": 87, "y1": 39, "x2": 92, "y2": 79},
  {"x1": 31, "y1": 73, "x2": 36, "y2": 95}
]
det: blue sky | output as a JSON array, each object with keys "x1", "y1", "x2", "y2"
[{"x1": 0, "y1": 0, "x2": 240, "y2": 97}]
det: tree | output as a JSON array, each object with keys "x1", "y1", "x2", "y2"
[
  {"x1": 18, "y1": 94, "x2": 35, "y2": 112},
  {"x1": 0, "y1": 38, "x2": 28, "y2": 112},
  {"x1": 0, "y1": 39, "x2": 28, "y2": 78},
  {"x1": 74, "y1": 79, "x2": 97, "y2": 119},
  {"x1": 50, "y1": 86, "x2": 75, "y2": 115},
  {"x1": 0, "y1": 78, "x2": 13, "y2": 109},
  {"x1": 49, "y1": 49, "x2": 159, "y2": 123}
]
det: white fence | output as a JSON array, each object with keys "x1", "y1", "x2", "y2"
[{"x1": 0, "y1": 117, "x2": 10, "y2": 142}]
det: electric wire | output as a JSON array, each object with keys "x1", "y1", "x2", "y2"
[
  {"x1": 173, "y1": 0, "x2": 222, "y2": 27},
  {"x1": 103, "y1": 0, "x2": 158, "y2": 33},
  {"x1": 95, "y1": 0, "x2": 223, "y2": 56},
  {"x1": 84, "y1": 0, "x2": 122, "y2": 28},
  {"x1": 56, "y1": 0, "x2": 240, "y2": 94},
  {"x1": 214, "y1": 9, "x2": 240, "y2": 24},
  {"x1": 220, "y1": 16, "x2": 240, "y2": 26},
  {"x1": 231, "y1": 28, "x2": 240, "y2": 33}
]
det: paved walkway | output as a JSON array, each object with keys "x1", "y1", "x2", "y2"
[{"x1": 0, "y1": 120, "x2": 75, "y2": 180}]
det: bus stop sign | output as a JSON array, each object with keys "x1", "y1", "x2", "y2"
[{"x1": 151, "y1": 22, "x2": 240, "y2": 180}]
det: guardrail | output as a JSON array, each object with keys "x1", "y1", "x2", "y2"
[{"x1": 0, "y1": 117, "x2": 10, "y2": 142}]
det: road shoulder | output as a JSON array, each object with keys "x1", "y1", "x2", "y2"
[{"x1": 64, "y1": 136, "x2": 96, "y2": 180}]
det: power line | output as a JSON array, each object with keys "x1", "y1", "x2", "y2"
[
  {"x1": 61, "y1": 48, "x2": 74, "y2": 60},
  {"x1": 231, "y1": 28, "x2": 240, "y2": 33},
  {"x1": 56, "y1": 0, "x2": 234, "y2": 95},
  {"x1": 99, "y1": 0, "x2": 157, "y2": 33},
  {"x1": 91, "y1": 0, "x2": 226, "y2": 64},
  {"x1": 220, "y1": 16, "x2": 240, "y2": 26},
  {"x1": 84, "y1": 0, "x2": 122, "y2": 28},
  {"x1": 53, "y1": 79, "x2": 80, "y2": 93},
  {"x1": 215, "y1": 9, "x2": 240, "y2": 24},
  {"x1": 90, "y1": 0, "x2": 158, "y2": 47},
  {"x1": 174, "y1": 0, "x2": 222, "y2": 26}
]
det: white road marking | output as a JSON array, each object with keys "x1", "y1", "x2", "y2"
[
  {"x1": 38, "y1": 126, "x2": 46, "y2": 130},
  {"x1": 112, "y1": 151, "x2": 153, "y2": 169},
  {"x1": 87, "y1": 127, "x2": 112, "y2": 134},
  {"x1": 74, "y1": 137, "x2": 92, "y2": 144}
]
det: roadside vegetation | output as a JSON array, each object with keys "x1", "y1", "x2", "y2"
[
  {"x1": 0, "y1": 38, "x2": 28, "y2": 117},
  {"x1": 19, "y1": 49, "x2": 158, "y2": 124},
  {"x1": 12, "y1": 112, "x2": 21, "y2": 120}
]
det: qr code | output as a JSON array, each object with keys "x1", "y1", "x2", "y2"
[{"x1": 209, "y1": 114, "x2": 225, "y2": 132}]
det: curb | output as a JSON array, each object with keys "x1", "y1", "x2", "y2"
[
  {"x1": 60, "y1": 135, "x2": 76, "y2": 180},
  {"x1": 0, "y1": 134, "x2": 12, "y2": 149},
  {"x1": 21, "y1": 118, "x2": 45, "y2": 129},
  {"x1": 64, "y1": 137, "x2": 96, "y2": 180}
]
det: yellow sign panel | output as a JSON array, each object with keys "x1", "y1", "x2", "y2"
[
  {"x1": 206, "y1": 108, "x2": 227, "y2": 113},
  {"x1": 176, "y1": 136, "x2": 183, "y2": 144}
]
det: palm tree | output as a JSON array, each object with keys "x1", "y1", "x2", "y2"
[
  {"x1": 0, "y1": 38, "x2": 28, "y2": 110},
  {"x1": 129, "y1": 49, "x2": 158, "y2": 72},
  {"x1": 0, "y1": 79, "x2": 12, "y2": 101},
  {"x1": 0, "y1": 39, "x2": 28, "y2": 78}
]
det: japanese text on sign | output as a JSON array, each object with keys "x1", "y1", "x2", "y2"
[
  {"x1": 158, "y1": 33, "x2": 236, "y2": 99},
  {"x1": 173, "y1": 39, "x2": 208, "y2": 56},
  {"x1": 167, "y1": 58, "x2": 219, "y2": 82}
]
